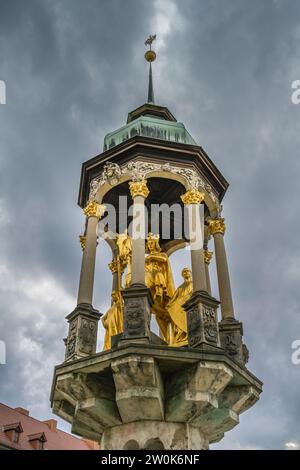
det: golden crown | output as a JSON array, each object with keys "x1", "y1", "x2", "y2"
[{"x1": 147, "y1": 232, "x2": 160, "y2": 242}]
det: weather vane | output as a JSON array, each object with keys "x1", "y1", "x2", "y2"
[{"x1": 144, "y1": 34, "x2": 157, "y2": 63}]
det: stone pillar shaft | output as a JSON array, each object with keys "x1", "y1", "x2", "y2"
[
  {"x1": 77, "y1": 201, "x2": 105, "y2": 305},
  {"x1": 204, "y1": 261, "x2": 212, "y2": 295},
  {"x1": 129, "y1": 181, "x2": 149, "y2": 286},
  {"x1": 181, "y1": 190, "x2": 206, "y2": 293},
  {"x1": 204, "y1": 250, "x2": 213, "y2": 296},
  {"x1": 209, "y1": 219, "x2": 234, "y2": 320}
]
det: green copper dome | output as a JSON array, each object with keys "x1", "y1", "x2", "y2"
[{"x1": 103, "y1": 108, "x2": 197, "y2": 151}]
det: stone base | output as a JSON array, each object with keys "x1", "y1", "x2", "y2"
[
  {"x1": 219, "y1": 319, "x2": 249, "y2": 365},
  {"x1": 184, "y1": 290, "x2": 220, "y2": 348},
  {"x1": 101, "y1": 421, "x2": 209, "y2": 450},
  {"x1": 64, "y1": 303, "x2": 101, "y2": 361},
  {"x1": 122, "y1": 284, "x2": 153, "y2": 341},
  {"x1": 51, "y1": 343, "x2": 262, "y2": 449}
]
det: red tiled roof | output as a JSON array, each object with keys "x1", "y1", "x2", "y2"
[{"x1": 0, "y1": 403, "x2": 99, "y2": 450}]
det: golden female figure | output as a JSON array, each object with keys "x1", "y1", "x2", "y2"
[
  {"x1": 116, "y1": 230, "x2": 132, "y2": 289},
  {"x1": 167, "y1": 268, "x2": 193, "y2": 347},
  {"x1": 145, "y1": 233, "x2": 175, "y2": 342},
  {"x1": 102, "y1": 291, "x2": 124, "y2": 350}
]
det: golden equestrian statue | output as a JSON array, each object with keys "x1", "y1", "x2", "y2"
[
  {"x1": 145, "y1": 233, "x2": 175, "y2": 342},
  {"x1": 102, "y1": 290, "x2": 124, "y2": 351},
  {"x1": 167, "y1": 267, "x2": 193, "y2": 347}
]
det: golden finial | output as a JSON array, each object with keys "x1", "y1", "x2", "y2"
[{"x1": 144, "y1": 34, "x2": 157, "y2": 63}]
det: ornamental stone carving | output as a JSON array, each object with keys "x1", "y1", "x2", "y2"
[
  {"x1": 181, "y1": 189, "x2": 205, "y2": 205},
  {"x1": 202, "y1": 306, "x2": 218, "y2": 344},
  {"x1": 83, "y1": 201, "x2": 106, "y2": 219},
  {"x1": 79, "y1": 235, "x2": 86, "y2": 251},
  {"x1": 88, "y1": 160, "x2": 220, "y2": 211},
  {"x1": 208, "y1": 218, "x2": 226, "y2": 235},
  {"x1": 102, "y1": 162, "x2": 122, "y2": 186},
  {"x1": 129, "y1": 180, "x2": 150, "y2": 199},
  {"x1": 124, "y1": 298, "x2": 146, "y2": 336},
  {"x1": 204, "y1": 250, "x2": 213, "y2": 265},
  {"x1": 108, "y1": 258, "x2": 119, "y2": 274}
]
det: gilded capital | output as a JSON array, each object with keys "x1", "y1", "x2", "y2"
[
  {"x1": 108, "y1": 258, "x2": 118, "y2": 274},
  {"x1": 108, "y1": 257, "x2": 125, "y2": 274},
  {"x1": 208, "y1": 218, "x2": 226, "y2": 235},
  {"x1": 79, "y1": 235, "x2": 86, "y2": 251},
  {"x1": 204, "y1": 250, "x2": 213, "y2": 265},
  {"x1": 181, "y1": 189, "x2": 205, "y2": 205},
  {"x1": 129, "y1": 180, "x2": 149, "y2": 199},
  {"x1": 83, "y1": 201, "x2": 106, "y2": 219}
]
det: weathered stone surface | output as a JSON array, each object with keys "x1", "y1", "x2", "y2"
[
  {"x1": 101, "y1": 420, "x2": 209, "y2": 450},
  {"x1": 219, "y1": 319, "x2": 249, "y2": 365},
  {"x1": 192, "y1": 407, "x2": 239, "y2": 437},
  {"x1": 218, "y1": 385, "x2": 260, "y2": 415},
  {"x1": 52, "y1": 371, "x2": 121, "y2": 435},
  {"x1": 166, "y1": 361, "x2": 233, "y2": 424},
  {"x1": 65, "y1": 303, "x2": 101, "y2": 361},
  {"x1": 184, "y1": 291, "x2": 220, "y2": 348},
  {"x1": 122, "y1": 285, "x2": 153, "y2": 341},
  {"x1": 112, "y1": 355, "x2": 164, "y2": 422},
  {"x1": 51, "y1": 344, "x2": 263, "y2": 449}
]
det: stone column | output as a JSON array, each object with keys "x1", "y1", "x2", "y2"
[
  {"x1": 129, "y1": 180, "x2": 149, "y2": 286},
  {"x1": 204, "y1": 250, "x2": 213, "y2": 296},
  {"x1": 119, "y1": 180, "x2": 153, "y2": 345},
  {"x1": 77, "y1": 201, "x2": 106, "y2": 306},
  {"x1": 181, "y1": 190, "x2": 206, "y2": 293},
  {"x1": 208, "y1": 218, "x2": 234, "y2": 320}
]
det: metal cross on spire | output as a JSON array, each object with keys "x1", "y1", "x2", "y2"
[{"x1": 144, "y1": 34, "x2": 157, "y2": 104}]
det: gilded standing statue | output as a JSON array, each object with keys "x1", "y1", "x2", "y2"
[
  {"x1": 116, "y1": 230, "x2": 132, "y2": 288},
  {"x1": 167, "y1": 268, "x2": 193, "y2": 347},
  {"x1": 102, "y1": 291, "x2": 124, "y2": 351},
  {"x1": 145, "y1": 233, "x2": 175, "y2": 342}
]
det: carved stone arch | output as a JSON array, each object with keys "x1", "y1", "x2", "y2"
[
  {"x1": 90, "y1": 160, "x2": 220, "y2": 218},
  {"x1": 165, "y1": 239, "x2": 188, "y2": 257}
]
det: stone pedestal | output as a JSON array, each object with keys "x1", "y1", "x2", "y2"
[
  {"x1": 122, "y1": 284, "x2": 153, "y2": 342},
  {"x1": 51, "y1": 344, "x2": 262, "y2": 450},
  {"x1": 219, "y1": 319, "x2": 249, "y2": 366},
  {"x1": 101, "y1": 421, "x2": 209, "y2": 450},
  {"x1": 65, "y1": 303, "x2": 101, "y2": 361},
  {"x1": 184, "y1": 291, "x2": 220, "y2": 348}
]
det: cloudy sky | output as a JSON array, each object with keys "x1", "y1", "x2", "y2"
[{"x1": 0, "y1": 0, "x2": 300, "y2": 450}]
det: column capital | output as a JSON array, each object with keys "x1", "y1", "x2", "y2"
[
  {"x1": 181, "y1": 189, "x2": 205, "y2": 205},
  {"x1": 208, "y1": 218, "x2": 226, "y2": 235},
  {"x1": 109, "y1": 258, "x2": 126, "y2": 274},
  {"x1": 79, "y1": 235, "x2": 86, "y2": 251},
  {"x1": 204, "y1": 250, "x2": 213, "y2": 265},
  {"x1": 83, "y1": 201, "x2": 106, "y2": 219},
  {"x1": 129, "y1": 180, "x2": 149, "y2": 199},
  {"x1": 108, "y1": 259, "x2": 118, "y2": 274}
]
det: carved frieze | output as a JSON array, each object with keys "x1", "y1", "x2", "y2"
[{"x1": 88, "y1": 161, "x2": 220, "y2": 211}]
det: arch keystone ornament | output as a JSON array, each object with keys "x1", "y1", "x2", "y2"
[{"x1": 51, "y1": 39, "x2": 262, "y2": 450}]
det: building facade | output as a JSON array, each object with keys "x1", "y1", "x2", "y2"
[{"x1": 0, "y1": 403, "x2": 99, "y2": 450}]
